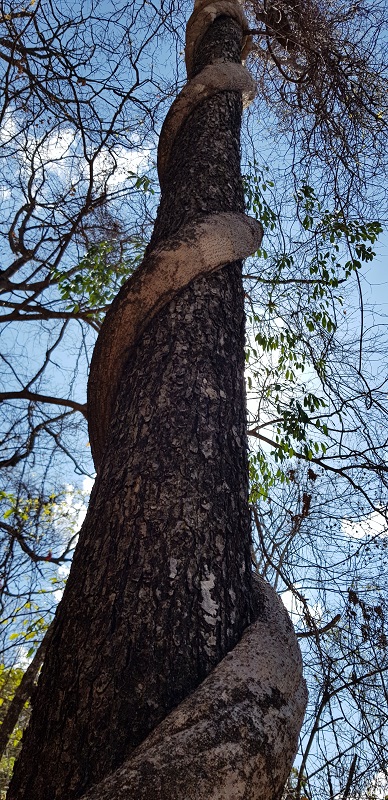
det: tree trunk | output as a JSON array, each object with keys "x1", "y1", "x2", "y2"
[{"x1": 8, "y1": 9, "x2": 260, "y2": 800}]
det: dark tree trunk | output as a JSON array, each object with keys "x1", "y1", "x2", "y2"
[{"x1": 8, "y1": 11, "x2": 257, "y2": 800}]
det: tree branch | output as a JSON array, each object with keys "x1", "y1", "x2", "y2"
[{"x1": 0, "y1": 390, "x2": 87, "y2": 418}]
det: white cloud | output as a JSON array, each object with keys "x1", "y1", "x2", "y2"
[
  {"x1": 281, "y1": 588, "x2": 324, "y2": 627},
  {"x1": 91, "y1": 144, "x2": 151, "y2": 189},
  {"x1": 347, "y1": 772, "x2": 388, "y2": 800},
  {"x1": 35, "y1": 132, "x2": 151, "y2": 189},
  {"x1": 53, "y1": 476, "x2": 94, "y2": 602},
  {"x1": 342, "y1": 510, "x2": 388, "y2": 540},
  {"x1": 281, "y1": 588, "x2": 304, "y2": 618},
  {"x1": 82, "y1": 475, "x2": 95, "y2": 494},
  {"x1": 0, "y1": 185, "x2": 11, "y2": 201},
  {"x1": 59, "y1": 476, "x2": 94, "y2": 530},
  {"x1": 54, "y1": 563, "x2": 71, "y2": 603},
  {"x1": 0, "y1": 111, "x2": 17, "y2": 143},
  {"x1": 1, "y1": 113, "x2": 151, "y2": 187},
  {"x1": 36, "y1": 127, "x2": 78, "y2": 173}
]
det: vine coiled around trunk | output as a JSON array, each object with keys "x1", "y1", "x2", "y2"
[
  {"x1": 81, "y1": 576, "x2": 307, "y2": 800},
  {"x1": 87, "y1": 3, "x2": 261, "y2": 472},
  {"x1": 85, "y1": 2, "x2": 306, "y2": 798}
]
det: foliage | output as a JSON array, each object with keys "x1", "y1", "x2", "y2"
[
  {"x1": 244, "y1": 167, "x2": 388, "y2": 798},
  {"x1": 52, "y1": 238, "x2": 144, "y2": 316},
  {"x1": 245, "y1": 0, "x2": 388, "y2": 217},
  {"x1": 244, "y1": 169, "x2": 386, "y2": 509},
  {"x1": 253, "y1": 459, "x2": 388, "y2": 799}
]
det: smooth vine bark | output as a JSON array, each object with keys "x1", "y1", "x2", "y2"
[{"x1": 8, "y1": 10, "x2": 262, "y2": 800}]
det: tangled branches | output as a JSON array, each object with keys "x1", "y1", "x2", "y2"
[{"x1": 245, "y1": 0, "x2": 388, "y2": 213}]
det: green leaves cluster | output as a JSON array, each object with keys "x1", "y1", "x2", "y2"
[
  {"x1": 0, "y1": 486, "x2": 81, "y2": 660},
  {"x1": 244, "y1": 171, "x2": 383, "y2": 497},
  {"x1": 243, "y1": 163, "x2": 277, "y2": 234},
  {"x1": 0, "y1": 490, "x2": 56, "y2": 524},
  {"x1": 53, "y1": 240, "x2": 143, "y2": 316},
  {"x1": 6, "y1": 610, "x2": 49, "y2": 661},
  {"x1": 52, "y1": 171, "x2": 153, "y2": 316}
]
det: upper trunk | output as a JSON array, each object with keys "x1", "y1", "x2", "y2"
[{"x1": 8, "y1": 9, "x2": 257, "y2": 800}]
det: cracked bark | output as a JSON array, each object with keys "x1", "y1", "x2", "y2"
[{"x1": 8, "y1": 13, "x2": 261, "y2": 800}]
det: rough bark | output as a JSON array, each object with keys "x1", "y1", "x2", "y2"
[
  {"x1": 80, "y1": 577, "x2": 307, "y2": 800},
  {"x1": 8, "y1": 4, "x2": 308, "y2": 798},
  {"x1": 8, "y1": 11, "x2": 262, "y2": 800},
  {"x1": 87, "y1": 211, "x2": 261, "y2": 469}
]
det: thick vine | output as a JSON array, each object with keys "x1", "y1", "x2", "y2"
[{"x1": 85, "y1": 1, "x2": 307, "y2": 798}]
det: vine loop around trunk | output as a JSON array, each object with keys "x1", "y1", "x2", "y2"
[
  {"x1": 85, "y1": 2, "x2": 306, "y2": 798},
  {"x1": 87, "y1": 1, "x2": 261, "y2": 472},
  {"x1": 88, "y1": 212, "x2": 262, "y2": 469},
  {"x1": 81, "y1": 577, "x2": 307, "y2": 800}
]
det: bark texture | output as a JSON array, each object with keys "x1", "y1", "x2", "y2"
[
  {"x1": 80, "y1": 578, "x2": 307, "y2": 800},
  {"x1": 87, "y1": 211, "x2": 261, "y2": 469},
  {"x1": 8, "y1": 9, "x2": 263, "y2": 800}
]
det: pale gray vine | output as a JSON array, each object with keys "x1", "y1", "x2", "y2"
[{"x1": 86, "y1": 3, "x2": 306, "y2": 798}]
